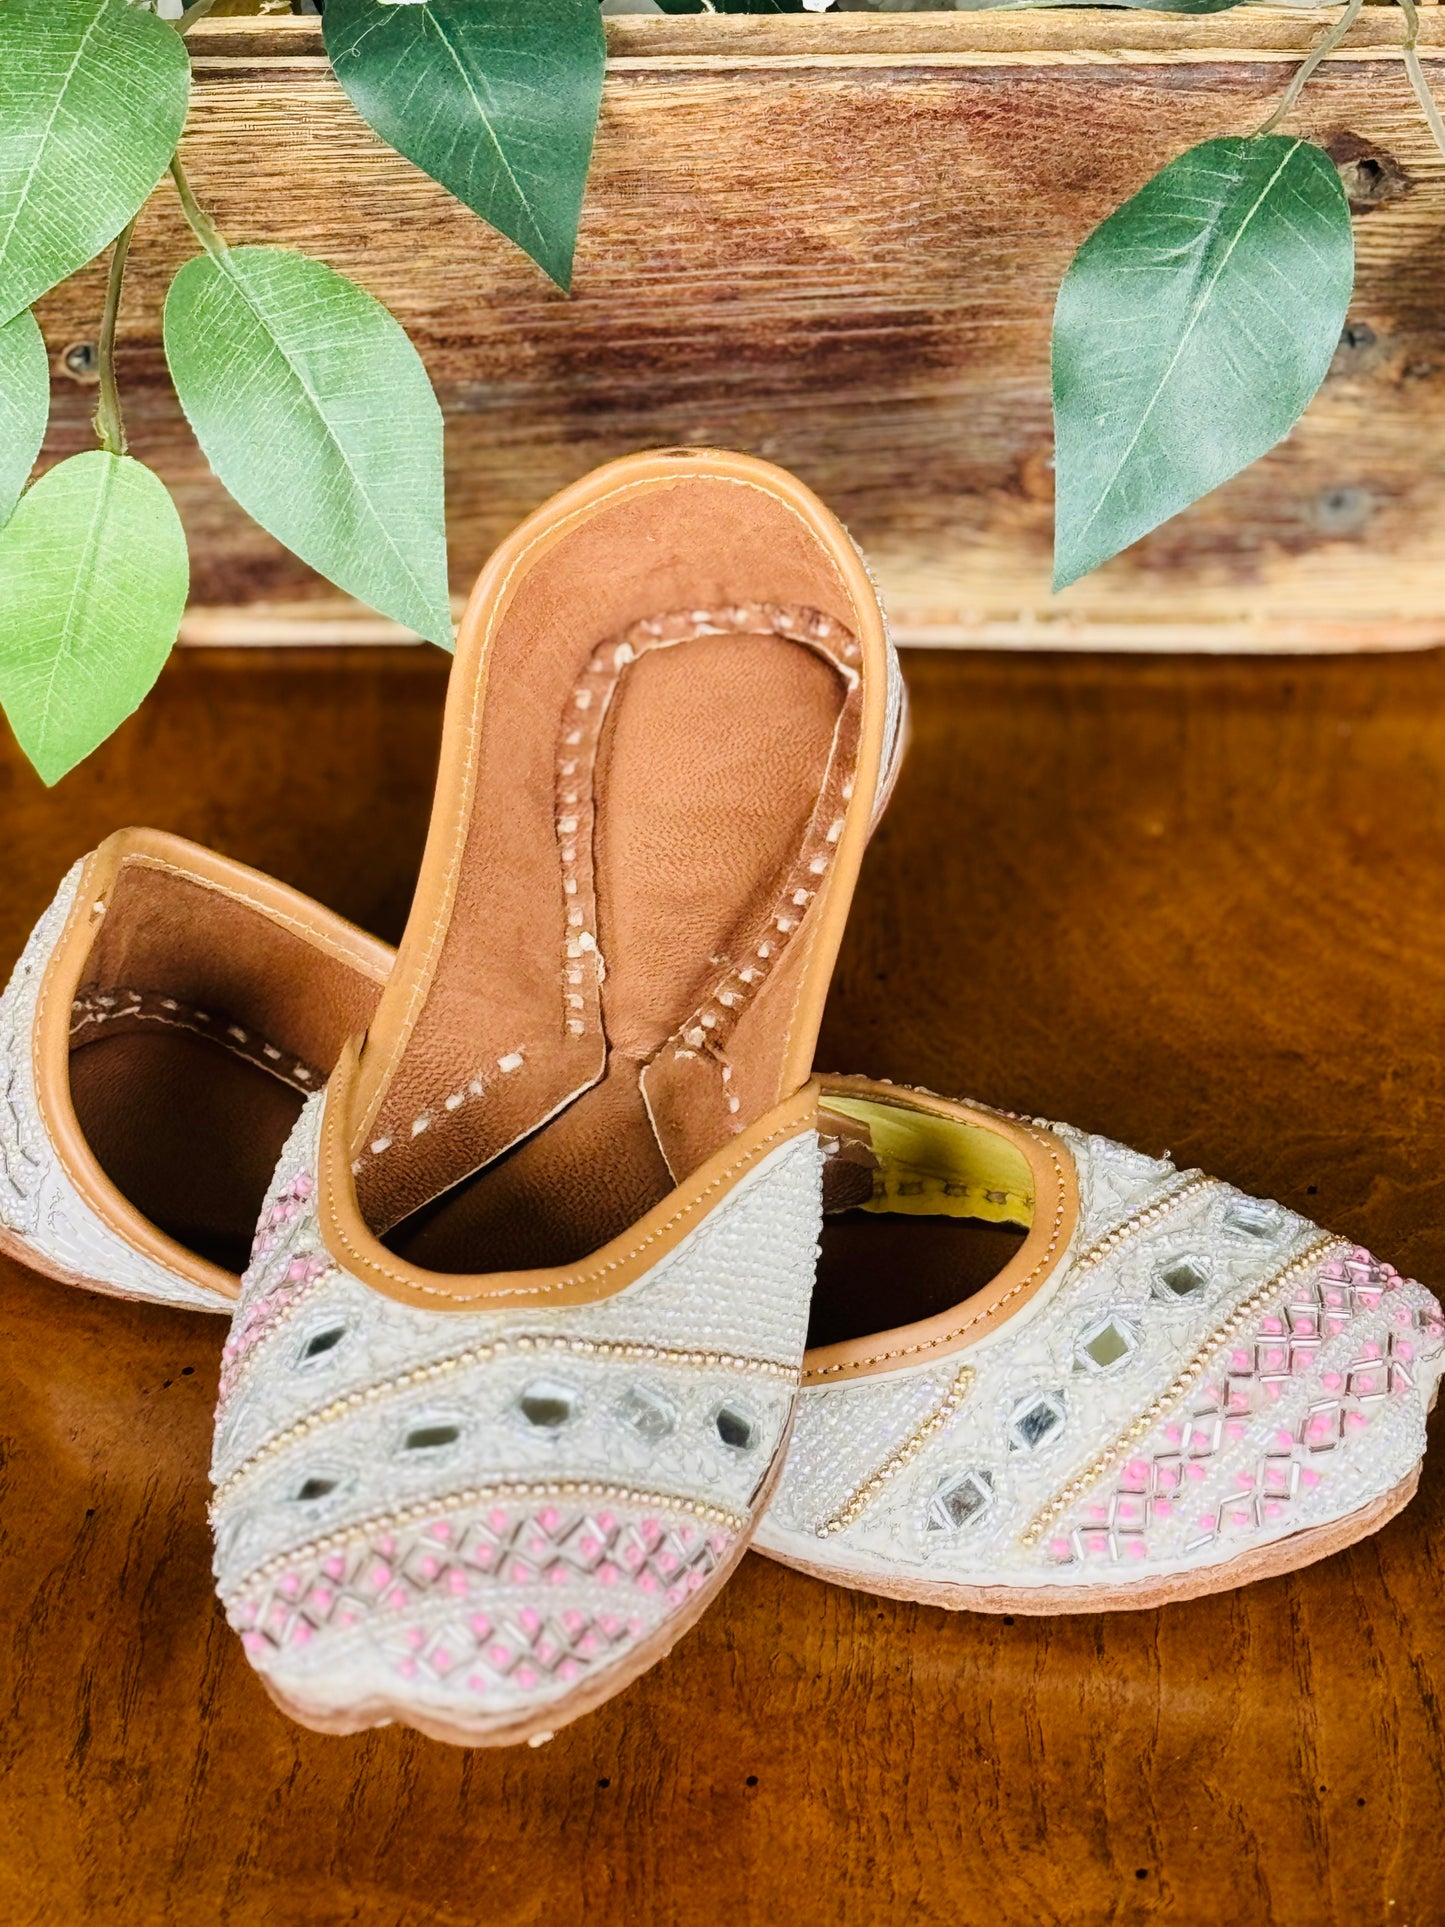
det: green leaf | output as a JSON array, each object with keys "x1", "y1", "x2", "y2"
[
  {"x1": 0, "y1": 309, "x2": 49, "y2": 528},
  {"x1": 0, "y1": 452, "x2": 188, "y2": 785},
  {"x1": 164, "y1": 246, "x2": 452, "y2": 647},
  {"x1": 0, "y1": 0, "x2": 191, "y2": 328},
  {"x1": 323, "y1": 0, "x2": 604, "y2": 290},
  {"x1": 1051, "y1": 135, "x2": 1353, "y2": 589}
]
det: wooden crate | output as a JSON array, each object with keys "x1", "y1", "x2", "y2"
[{"x1": 32, "y1": 10, "x2": 1445, "y2": 651}]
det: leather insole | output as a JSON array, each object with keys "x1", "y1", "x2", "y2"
[
  {"x1": 386, "y1": 626, "x2": 850, "y2": 1274},
  {"x1": 69, "y1": 1028, "x2": 308, "y2": 1273},
  {"x1": 808, "y1": 1211, "x2": 1029, "y2": 1353}
]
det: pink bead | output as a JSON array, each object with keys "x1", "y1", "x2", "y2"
[
  {"x1": 309, "y1": 1587, "x2": 333, "y2": 1612},
  {"x1": 1187, "y1": 1464, "x2": 1206, "y2": 1482},
  {"x1": 563, "y1": 1610, "x2": 585, "y2": 1635},
  {"x1": 1264, "y1": 1501, "x2": 1287, "y2": 1521},
  {"x1": 519, "y1": 1608, "x2": 540, "y2": 1635},
  {"x1": 386, "y1": 1588, "x2": 407, "y2": 1610},
  {"x1": 686, "y1": 1570, "x2": 705, "y2": 1591},
  {"x1": 470, "y1": 1614, "x2": 492, "y2": 1641},
  {"x1": 433, "y1": 1648, "x2": 454, "y2": 1674},
  {"x1": 1260, "y1": 1317, "x2": 1284, "y2": 1337},
  {"x1": 488, "y1": 1644, "x2": 511, "y2": 1667},
  {"x1": 324, "y1": 1555, "x2": 346, "y2": 1579},
  {"x1": 597, "y1": 1513, "x2": 616, "y2": 1535},
  {"x1": 1235, "y1": 1472, "x2": 1254, "y2": 1490},
  {"x1": 558, "y1": 1659, "x2": 580, "y2": 1681},
  {"x1": 1321, "y1": 1371, "x2": 1343, "y2": 1392},
  {"x1": 279, "y1": 1571, "x2": 301, "y2": 1598},
  {"x1": 397, "y1": 1658, "x2": 417, "y2": 1680},
  {"x1": 1230, "y1": 1352, "x2": 1251, "y2": 1374},
  {"x1": 290, "y1": 1622, "x2": 313, "y2": 1647},
  {"x1": 514, "y1": 1666, "x2": 538, "y2": 1690},
  {"x1": 1396, "y1": 1340, "x2": 1415, "y2": 1362},
  {"x1": 1164, "y1": 1423, "x2": 1182, "y2": 1444},
  {"x1": 1301, "y1": 1468, "x2": 1321, "y2": 1488},
  {"x1": 1154, "y1": 1499, "x2": 1172, "y2": 1518},
  {"x1": 1345, "y1": 1411, "x2": 1369, "y2": 1432},
  {"x1": 378, "y1": 1537, "x2": 395, "y2": 1557},
  {"x1": 512, "y1": 1560, "x2": 535, "y2": 1585},
  {"x1": 447, "y1": 1571, "x2": 468, "y2": 1597},
  {"x1": 547, "y1": 1565, "x2": 568, "y2": 1586},
  {"x1": 636, "y1": 1572, "x2": 658, "y2": 1595},
  {"x1": 1198, "y1": 1513, "x2": 1215, "y2": 1529},
  {"x1": 597, "y1": 1564, "x2": 619, "y2": 1587},
  {"x1": 538, "y1": 1508, "x2": 560, "y2": 1533},
  {"x1": 419, "y1": 1556, "x2": 438, "y2": 1580},
  {"x1": 1125, "y1": 1541, "x2": 1147, "y2": 1560},
  {"x1": 488, "y1": 1509, "x2": 509, "y2": 1533},
  {"x1": 1226, "y1": 1422, "x2": 1246, "y2": 1442},
  {"x1": 427, "y1": 1520, "x2": 452, "y2": 1543},
  {"x1": 405, "y1": 1626, "x2": 425, "y2": 1650}
]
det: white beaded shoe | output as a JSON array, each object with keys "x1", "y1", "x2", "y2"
[
  {"x1": 210, "y1": 450, "x2": 902, "y2": 1746},
  {"x1": 0, "y1": 828, "x2": 389, "y2": 1311},
  {"x1": 753, "y1": 1078, "x2": 1444, "y2": 1610}
]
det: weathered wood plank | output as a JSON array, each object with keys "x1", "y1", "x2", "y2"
[{"x1": 31, "y1": 12, "x2": 1445, "y2": 649}]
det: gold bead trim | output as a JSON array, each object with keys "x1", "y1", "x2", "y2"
[
  {"x1": 815, "y1": 1364, "x2": 976, "y2": 1537},
  {"x1": 1067, "y1": 1173, "x2": 1219, "y2": 1280},
  {"x1": 219, "y1": 1478, "x2": 748, "y2": 1605},
  {"x1": 214, "y1": 1333, "x2": 797, "y2": 1505},
  {"x1": 1017, "y1": 1232, "x2": 1345, "y2": 1549}
]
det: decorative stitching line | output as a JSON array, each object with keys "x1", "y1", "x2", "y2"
[
  {"x1": 213, "y1": 1332, "x2": 799, "y2": 1503},
  {"x1": 218, "y1": 1477, "x2": 750, "y2": 1604},
  {"x1": 70, "y1": 989, "x2": 321, "y2": 1095},
  {"x1": 355, "y1": 468, "x2": 859, "y2": 1152},
  {"x1": 1017, "y1": 1232, "x2": 1346, "y2": 1549},
  {"x1": 816, "y1": 1364, "x2": 976, "y2": 1538}
]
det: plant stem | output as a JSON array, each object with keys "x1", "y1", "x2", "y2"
[
  {"x1": 178, "y1": 0, "x2": 220, "y2": 32},
  {"x1": 170, "y1": 154, "x2": 230, "y2": 262},
  {"x1": 1399, "y1": 0, "x2": 1445, "y2": 165},
  {"x1": 93, "y1": 221, "x2": 135, "y2": 459},
  {"x1": 1254, "y1": 0, "x2": 1365, "y2": 137}
]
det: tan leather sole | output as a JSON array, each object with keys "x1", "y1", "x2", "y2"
[
  {"x1": 253, "y1": 1409, "x2": 797, "y2": 1750},
  {"x1": 0, "y1": 1214, "x2": 228, "y2": 1312},
  {"x1": 755, "y1": 1466, "x2": 1421, "y2": 1615}
]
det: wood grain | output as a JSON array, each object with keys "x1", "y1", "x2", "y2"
[
  {"x1": 3, "y1": 643, "x2": 1445, "y2": 1924},
  {"x1": 28, "y1": 12, "x2": 1445, "y2": 652}
]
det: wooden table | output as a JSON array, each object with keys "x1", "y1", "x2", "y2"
[{"x1": 2, "y1": 644, "x2": 1442, "y2": 1924}]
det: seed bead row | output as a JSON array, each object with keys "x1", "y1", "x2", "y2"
[
  {"x1": 817, "y1": 1365, "x2": 976, "y2": 1538},
  {"x1": 1067, "y1": 1173, "x2": 1220, "y2": 1280},
  {"x1": 221, "y1": 1478, "x2": 748, "y2": 1604},
  {"x1": 1018, "y1": 1233, "x2": 1345, "y2": 1548},
  {"x1": 214, "y1": 1332, "x2": 797, "y2": 1502}
]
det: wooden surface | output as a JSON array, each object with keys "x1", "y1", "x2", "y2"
[
  {"x1": 3, "y1": 644, "x2": 1445, "y2": 1923},
  {"x1": 24, "y1": 10, "x2": 1445, "y2": 653}
]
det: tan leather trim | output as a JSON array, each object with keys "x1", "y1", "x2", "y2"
[
  {"x1": 348, "y1": 447, "x2": 892, "y2": 1151},
  {"x1": 802, "y1": 1077, "x2": 1080, "y2": 1384},
  {"x1": 30, "y1": 828, "x2": 395, "y2": 1304},
  {"x1": 318, "y1": 1049, "x2": 820, "y2": 1312}
]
